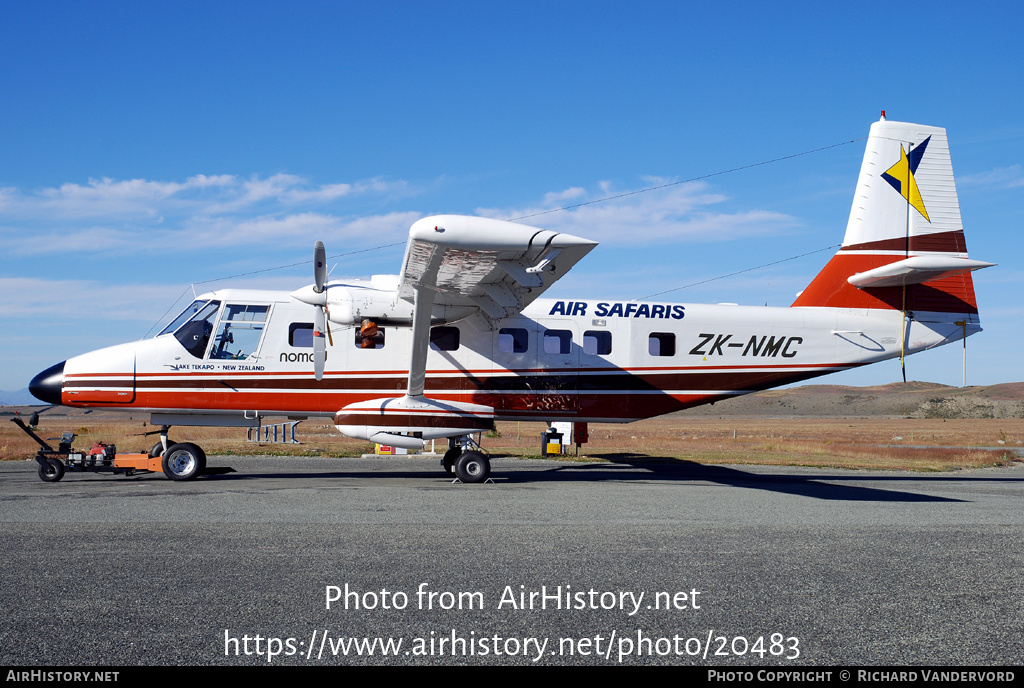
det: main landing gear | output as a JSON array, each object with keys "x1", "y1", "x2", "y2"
[{"x1": 441, "y1": 436, "x2": 492, "y2": 484}]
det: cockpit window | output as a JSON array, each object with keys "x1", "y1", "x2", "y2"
[
  {"x1": 210, "y1": 304, "x2": 269, "y2": 360},
  {"x1": 171, "y1": 300, "x2": 222, "y2": 358},
  {"x1": 159, "y1": 300, "x2": 213, "y2": 337}
]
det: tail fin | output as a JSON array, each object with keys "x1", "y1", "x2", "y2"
[{"x1": 793, "y1": 116, "x2": 993, "y2": 321}]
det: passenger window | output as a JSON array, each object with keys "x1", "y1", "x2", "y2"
[
  {"x1": 289, "y1": 323, "x2": 314, "y2": 348},
  {"x1": 544, "y1": 330, "x2": 572, "y2": 355},
  {"x1": 583, "y1": 330, "x2": 612, "y2": 355},
  {"x1": 649, "y1": 333, "x2": 676, "y2": 357},
  {"x1": 211, "y1": 304, "x2": 269, "y2": 360},
  {"x1": 355, "y1": 321, "x2": 385, "y2": 349},
  {"x1": 498, "y1": 328, "x2": 528, "y2": 353},
  {"x1": 430, "y1": 326, "x2": 460, "y2": 351}
]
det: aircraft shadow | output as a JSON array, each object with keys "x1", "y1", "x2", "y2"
[
  {"x1": 186, "y1": 454, "x2": 987, "y2": 503},
  {"x1": 533, "y1": 453, "x2": 964, "y2": 503}
]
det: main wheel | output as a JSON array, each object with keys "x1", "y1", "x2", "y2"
[
  {"x1": 38, "y1": 457, "x2": 65, "y2": 483},
  {"x1": 441, "y1": 447, "x2": 461, "y2": 475},
  {"x1": 454, "y1": 451, "x2": 490, "y2": 483},
  {"x1": 162, "y1": 442, "x2": 206, "y2": 481}
]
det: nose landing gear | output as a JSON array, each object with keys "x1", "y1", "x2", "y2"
[
  {"x1": 152, "y1": 426, "x2": 206, "y2": 481},
  {"x1": 161, "y1": 442, "x2": 207, "y2": 481}
]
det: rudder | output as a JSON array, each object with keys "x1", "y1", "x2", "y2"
[{"x1": 793, "y1": 115, "x2": 992, "y2": 320}]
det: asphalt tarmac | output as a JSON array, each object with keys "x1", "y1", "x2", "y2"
[{"x1": 2, "y1": 454, "x2": 1022, "y2": 666}]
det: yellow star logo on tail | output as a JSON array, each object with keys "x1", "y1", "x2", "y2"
[{"x1": 881, "y1": 137, "x2": 931, "y2": 222}]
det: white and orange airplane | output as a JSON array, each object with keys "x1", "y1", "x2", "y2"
[{"x1": 29, "y1": 116, "x2": 993, "y2": 482}]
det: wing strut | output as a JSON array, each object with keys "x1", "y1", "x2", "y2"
[{"x1": 407, "y1": 284, "x2": 436, "y2": 398}]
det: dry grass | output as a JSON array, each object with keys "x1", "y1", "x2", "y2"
[
  {"x1": 484, "y1": 417, "x2": 1024, "y2": 472},
  {"x1": 2, "y1": 414, "x2": 1021, "y2": 472}
]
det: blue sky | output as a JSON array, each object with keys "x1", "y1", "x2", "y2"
[{"x1": 1, "y1": 1, "x2": 1022, "y2": 392}]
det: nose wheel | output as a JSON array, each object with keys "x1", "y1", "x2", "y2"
[{"x1": 161, "y1": 442, "x2": 207, "y2": 481}]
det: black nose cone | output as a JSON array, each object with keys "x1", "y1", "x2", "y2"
[{"x1": 29, "y1": 361, "x2": 65, "y2": 405}]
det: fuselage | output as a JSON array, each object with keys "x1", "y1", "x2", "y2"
[{"x1": 43, "y1": 286, "x2": 972, "y2": 424}]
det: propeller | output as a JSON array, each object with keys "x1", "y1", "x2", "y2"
[
  {"x1": 312, "y1": 241, "x2": 333, "y2": 381},
  {"x1": 314, "y1": 301, "x2": 327, "y2": 380},
  {"x1": 291, "y1": 241, "x2": 336, "y2": 381},
  {"x1": 314, "y1": 241, "x2": 327, "y2": 294}
]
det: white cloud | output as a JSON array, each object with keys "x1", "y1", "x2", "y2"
[
  {"x1": 181, "y1": 212, "x2": 350, "y2": 247},
  {"x1": 277, "y1": 178, "x2": 408, "y2": 204},
  {"x1": 34, "y1": 178, "x2": 186, "y2": 218},
  {"x1": 185, "y1": 174, "x2": 237, "y2": 188},
  {"x1": 0, "y1": 173, "x2": 797, "y2": 280},
  {"x1": 479, "y1": 180, "x2": 796, "y2": 244},
  {"x1": 959, "y1": 165, "x2": 1024, "y2": 189},
  {"x1": 0, "y1": 277, "x2": 180, "y2": 321},
  {"x1": 173, "y1": 210, "x2": 421, "y2": 249},
  {"x1": 541, "y1": 187, "x2": 587, "y2": 205},
  {"x1": 0, "y1": 173, "x2": 418, "y2": 256},
  {"x1": 1, "y1": 172, "x2": 410, "y2": 221},
  {"x1": 5, "y1": 225, "x2": 140, "y2": 255},
  {"x1": 4, "y1": 209, "x2": 423, "y2": 257}
]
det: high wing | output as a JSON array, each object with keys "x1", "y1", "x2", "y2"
[
  {"x1": 399, "y1": 214, "x2": 599, "y2": 325},
  {"x1": 334, "y1": 215, "x2": 598, "y2": 452}
]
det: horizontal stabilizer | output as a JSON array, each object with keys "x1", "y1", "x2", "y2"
[{"x1": 848, "y1": 257, "x2": 995, "y2": 289}]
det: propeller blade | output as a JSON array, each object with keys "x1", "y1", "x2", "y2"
[
  {"x1": 314, "y1": 306, "x2": 327, "y2": 381},
  {"x1": 314, "y1": 241, "x2": 327, "y2": 294}
]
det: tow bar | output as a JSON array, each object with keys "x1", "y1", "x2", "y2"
[{"x1": 12, "y1": 416, "x2": 166, "y2": 482}]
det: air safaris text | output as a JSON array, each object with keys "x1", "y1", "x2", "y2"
[{"x1": 497, "y1": 585, "x2": 701, "y2": 616}]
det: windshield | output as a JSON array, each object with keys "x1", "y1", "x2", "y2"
[
  {"x1": 159, "y1": 300, "x2": 213, "y2": 337},
  {"x1": 166, "y1": 300, "x2": 222, "y2": 358}
]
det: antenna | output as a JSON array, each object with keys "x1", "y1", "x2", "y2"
[{"x1": 956, "y1": 320, "x2": 967, "y2": 387}]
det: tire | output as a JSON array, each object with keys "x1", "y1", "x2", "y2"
[
  {"x1": 38, "y1": 457, "x2": 65, "y2": 483},
  {"x1": 441, "y1": 447, "x2": 461, "y2": 475},
  {"x1": 149, "y1": 441, "x2": 165, "y2": 458},
  {"x1": 454, "y1": 451, "x2": 490, "y2": 484},
  {"x1": 162, "y1": 442, "x2": 205, "y2": 481}
]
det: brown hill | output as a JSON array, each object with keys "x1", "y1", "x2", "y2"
[{"x1": 684, "y1": 382, "x2": 1024, "y2": 419}]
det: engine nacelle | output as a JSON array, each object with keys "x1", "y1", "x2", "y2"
[
  {"x1": 325, "y1": 279, "x2": 409, "y2": 326},
  {"x1": 292, "y1": 275, "x2": 476, "y2": 326}
]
